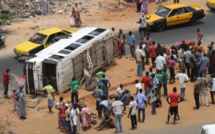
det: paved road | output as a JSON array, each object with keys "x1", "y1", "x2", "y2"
[
  {"x1": 0, "y1": 12, "x2": 215, "y2": 80},
  {"x1": 123, "y1": 122, "x2": 212, "y2": 134}
]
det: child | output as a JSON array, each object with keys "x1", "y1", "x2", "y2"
[
  {"x1": 151, "y1": 89, "x2": 157, "y2": 115},
  {"x1": 11, "y1": 89, "x2": 18, "y2": 111},
  {"x1": 149, "y1": 67, "x2": 155, "y2": 80}
]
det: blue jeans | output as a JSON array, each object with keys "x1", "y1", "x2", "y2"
[
  {"x1": 114, "y1": 114, "x2": 122, "y2": 132},
  {"x1": 137, "y1": 61, "x2": 143, "y2": 77},
  {"x1": 181, "y1": 88, "x2": 185, "y2": 99}
]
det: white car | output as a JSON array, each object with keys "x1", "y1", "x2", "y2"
[{"x1": 201, "y1": 124, "x2": 215, "y2": 134}]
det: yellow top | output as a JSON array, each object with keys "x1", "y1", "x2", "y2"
[
  {"x1": 43, "y1": 85, "x2": 54, "y2": 99},
  {"x1": 208, "y1": 0, "x2": 215, "y2": 4}
]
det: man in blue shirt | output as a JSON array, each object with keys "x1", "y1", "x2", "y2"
[
  {"x1": 198, "y1": 54, "x2": 209, "y2": 77},
  {"x1": 128, "y1": 31, "x2": 135, "y2": 60},
  {"x1": 136, "y1": 89, "x2": 147, "y2": 122},
  {"x1": 152, "y1": 73, "x2": 162, "y2": 107}
]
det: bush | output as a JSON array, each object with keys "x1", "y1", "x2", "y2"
[{"x1": 0, "y1": 13, "x2": 15, "y2": 26}]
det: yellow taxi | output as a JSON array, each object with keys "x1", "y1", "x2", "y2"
[
  {"x1": 207, "y1": 0, "x2": 215, "y2": 11},
  {"x1": 146, "y1": 3, "x2": 205, "y2": 32},
  {"x1": 14, "y1": 27, "x2": 76, "y2": 57}
]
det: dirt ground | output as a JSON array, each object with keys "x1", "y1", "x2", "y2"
[{"x1": 0, "y1": 0, "x2": 214, "y2": 134}]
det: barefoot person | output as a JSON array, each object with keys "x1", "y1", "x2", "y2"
[
  {"x1": 166, "y1": 87, "x2": 182, "y2": 124},
  {"x1": 43, "y1": 81, "x2": 55, "y2": 113}
]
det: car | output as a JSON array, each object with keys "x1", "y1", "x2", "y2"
[
  {"x1": 201, "y1": 124, "x2": 215, "y2": 134},
  {"x1": 14, "y1": 27, "x2": 76, "y2": 57},
  {"x1": 146, "y1": 3, "x2": 206, "y2": 32},
  {"x1": 0, "y1": 28, "x2": 6, "y2": 46},
  {"x1": 206, "y1": 0, "x2": 215, "y2": 11}
]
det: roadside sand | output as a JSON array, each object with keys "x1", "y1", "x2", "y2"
[{"x1": 0, "y1": 0, "x2": 214, "y2": 133}]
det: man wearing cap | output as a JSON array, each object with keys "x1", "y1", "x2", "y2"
[{"x1": 137, "y1": 13, "x2": 147, "y2": 39}]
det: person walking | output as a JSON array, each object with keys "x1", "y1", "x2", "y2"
[
  {"x1": 168, "y1": 55, "x2": 175, "y2": 84},
  {"x1": 151, "y1": 89, "x2": 157, "y2": 115},
  {"x1": 197, "y1": 72, "x2": 209, "y2": 107},
  {"x1": 18, "y1": 86, "x2": 27, "y2": 119},
  {"x1": 112, "y1": 96, "x2": 126, "y2": 133},
  {"x1": 175, "y1": 69, "x2": 189, "y2": 100},
  {"x1": 141, "y1": 0, "x2": 148, "y2": 14},
  {"x1": 141, "y1": 42, "x2": 146, "y2": 71},
  {"x1": 136, "y1": 0, "x2": 142, "y2": 12},
  {"x1": 92, "y1": 85, "x2": 103, "y2": 119},
  {"x1": 135, "y1": 44, "x2": 144, "y2": 77},
  {"x1": 190, "y1": 50, "x2": 197, "y2": 82},
  {"x1": 136, "y1": 89, "x2": 147, "y2": 123},
  {"x1": 152, "y1": 73, "x2": 162, "y2": 107},
  {"x1": 184, "y1": 48, "x2": 191, "y2": 77},
  {"x1": 193, "y1": 80, "x2": 202, "y2": 109},
  {"x1": 162, "y1": 68, "x2": 168, "y2": 97},
  {"x1": 143, "y1": 33, "x2": 152, "y2": 64},
  {"x1": 43, "y1": 82, "x2": 55, "y2": 113},
  {"x1": 198, "y1": 54, "x2": 210, "y2": 77},
  {"x1": 197, "y1": 28, "x2": 203, "y2": 44},
  {"x1": 135, "y1": 79, "x2": 142, "y2": 95},
  {"x1": 128, "y1": 31, "x2": 136, "y2": 60},
  {"x1": 166, "y1": 87, "x2": 182, "y2": 124},
  {"x1": 207, "y1": 74, "x2": 215, "y2": 104},
  {"x1": 117, "y1": 84, "x2": 124, "y2": 99},
  {"x1": 141, "y1": 71, "x2": 151, "y2": 103},
  {"x1": 70, "y1": 103, "x2": 78, "y2": 134},
  {"x1": 127, "y1": 96, "x2": 137, "y2": 130},
  {"x1": 137, "y1": 13, "x2": 147, "y2": 39},
  {"x1": 3, "y1": 68, "x2": 10, "y2": 98},
  {"x1": 68, "y1": 77, "x2": 80, "y2": 104},
  {"x1": 149, "y1": 41, "x2": 157, "y2": 68}
]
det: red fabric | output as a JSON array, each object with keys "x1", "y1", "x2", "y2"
[
  {"x1": 193, "y1": 45, "x2": 199, "y2": 53},
  {"x1": 165, "y1": 48, "x2": 171, "y2": 55},
  {"x1": 168, "y1": 92, "x2": 181, "y2": 107},
  {"x1": 150, "y1": 45, "x2": 157, "y2": 58},
  {"x1": 3, "y1": 71, "x2": 10, "y2": 85},
  {"x1": 60, "y1": 105, "x2": 66, "y2": 116},
  {"x1": 141, "y1": 76, "x2": 151, "y2": 88},
  {"x1": 168, "y1": 59, "x2": 174, "y2": 68}
]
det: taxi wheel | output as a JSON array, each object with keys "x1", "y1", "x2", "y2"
[
  {"x1": 155, "y1": 23, "x2": 165, "y2": 32},
  {"x1": 189, "y1": 17, "x2": 197, "y2": 26}
]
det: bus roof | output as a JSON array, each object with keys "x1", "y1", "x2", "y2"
[{"x1": 29, "y1": 27, "x2": 112, "y2": 62}]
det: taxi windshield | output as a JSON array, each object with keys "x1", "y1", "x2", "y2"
[
  {"x1": 29, "y1": 33, "x2": 47, "y2": 44},
  {"x1": 155, "y1": 7, "x2": 171, "y2": 17}
]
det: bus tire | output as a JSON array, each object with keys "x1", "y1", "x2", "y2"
[{"x1": 85, "y1": 78, "x2": 98, "y2": 91}]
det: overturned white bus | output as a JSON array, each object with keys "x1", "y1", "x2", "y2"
[{"x1": 25, "y1": 27, "x2": 114, "y2": 93}]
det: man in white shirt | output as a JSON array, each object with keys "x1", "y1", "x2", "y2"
[
  {"x1": 117, "y1": 84, "x2": 124, "y2": 99},
  {"x1": 70, "y1": 105, "x2": 77, "y2": 134},
  {"x1": 175, "y1": 69, "x2": 189, "y2": 100},
  {"x1": 112, "y1": 96, "x2": 126, "y2": 133},
  {"x1": 127, "y1": 96, "x2": 137, "y2": 130},
  {"x1": 142, "y1": 42, "x2": 146, "y2": 71},
  {"x1": 155, "y1": 53, "x2": 166, "y2": 73},
  {"x1": 135, "y1": 79, "x2": 142, "y2": 95},
  {"x1": 137, "y1": 13, "x2": 147, "y2": 39}
]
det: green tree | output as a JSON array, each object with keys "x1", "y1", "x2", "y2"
[{"x1": 0, "y1": 13, "x2": 15, "y2": 27}]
